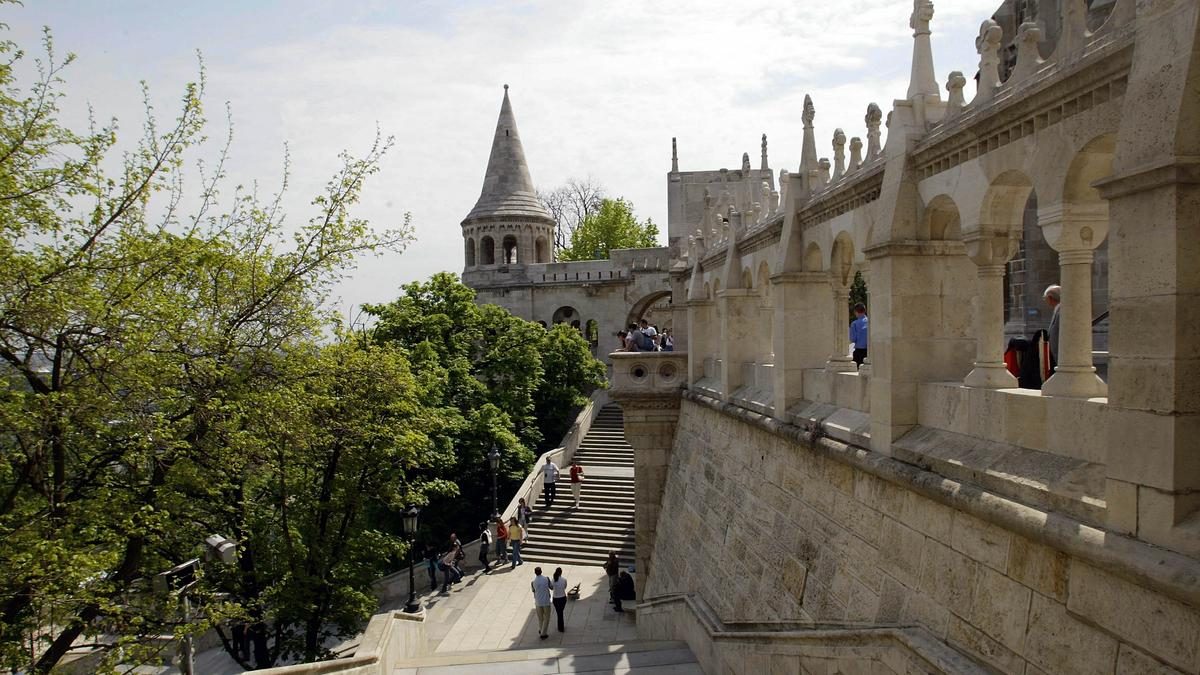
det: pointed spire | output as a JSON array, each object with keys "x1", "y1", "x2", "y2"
[
  {"x1": 800, "y1": 95, "x2": 818, "y2": 190},
  {"x1": 907, "y1": 0, "x2": 940, "y2": 103},
  {"x1": 760, "y1": 133, "x2": 769, "y2": 171},
  {"x1": 463, "y1": 85, "x2": 553, "y2": 224},
  {"x1": 671, "y1": 137, "x2": 679, "y2": 172}
]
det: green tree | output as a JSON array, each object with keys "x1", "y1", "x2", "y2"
[
  {"x1": 364, "y1": 274, "x2": 606, "y2": 540},
  {"x1": 0, "y1": 28, "x2": 415, "y2": 671},
  {"x1": 557, "y1": 197, "x2": 659, "y2": 261}
]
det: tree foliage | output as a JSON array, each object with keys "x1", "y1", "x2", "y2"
[
  {"x1": 364, "y1": 273, "x2": 607, "y2": 541},
  {"x1": 557, "y1": 197, "x2": 659, "y2": 261},
  {"x1": 0, "y1": 27, "x2": 445, "y2": 672}
]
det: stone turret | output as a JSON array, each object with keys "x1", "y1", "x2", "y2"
[{"x1": 462, "y1": 85, "x2": 556, "y2": 271}]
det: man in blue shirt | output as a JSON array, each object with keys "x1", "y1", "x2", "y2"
[{"x1": 850, "y1": 303, "x2": 869, "y2": 369}]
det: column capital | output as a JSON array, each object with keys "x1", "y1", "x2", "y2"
[
  {"x1": 1038, "y1": 201, "x2": 1109, "y2": 252},
  {"x1": 963, "y1": 230, "x2": 1019, "y2": 267}
]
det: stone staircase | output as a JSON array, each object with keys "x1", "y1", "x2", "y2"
[
  {"x1": 521, "y1": 405, "x2": 636, "y2": 567},
  {"x1": 394, "y1": 640, "x2": 701, "y2": 674}
]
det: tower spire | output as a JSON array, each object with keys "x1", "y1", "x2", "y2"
[
  {"x1": 760, "y1": 133, "x2": 769, "y2": 171},
  {"x1": 671, "y1": 137, "x2": 679, "y2": 172},
  {"x1": 463, "y1": 85, "x2": 552, "y2": 224}
]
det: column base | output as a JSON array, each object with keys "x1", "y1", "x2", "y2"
[
  {"x1": 826, "y1": 357, "x2": 857, "y2": 373},
  {"x1": 1042, "y1": 367, "x2": 1108, "y2": 398},
  {"x1": 963, "y1": 363, "x2": 1019, "y2": 389}
]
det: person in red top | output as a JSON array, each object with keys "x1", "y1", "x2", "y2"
[{"x1": 569, "y1": 460, "x2": 584, "y2": 508}]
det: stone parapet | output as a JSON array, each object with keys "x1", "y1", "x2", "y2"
[{"x1": 609, "y1": 352, "x2": 688, "y2": 401}]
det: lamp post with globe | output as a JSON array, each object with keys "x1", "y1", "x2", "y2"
[
  {"x1": 488, "y1": 445, "x2": 501, "y2": 520},
  {"x1": 401, "y1": 505, "x2": 421, "y2": 614}
]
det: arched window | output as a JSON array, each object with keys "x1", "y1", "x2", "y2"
[
  {"x1": 465, "y1": 238, "x2": 476, "y2": 267},
  {"x1": 502, "y1": 235, "x2": 519, "y2": 264},
  {"x1": 481, "y1": 236, "x2": 496, "y2": 265},
  {"x1": 552, "y1": 306, "x2": 578, "y2": 325}
]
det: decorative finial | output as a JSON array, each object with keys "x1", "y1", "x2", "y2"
[
  {"x1": 802, "y1": 95, "x2": 816, "y2": 127},
  {"x1": 504, "y1": 84, "x2": 509, "y2": 92},
  {"x1": 671, "y1": 137, "x2": 679, "y2": 172},
  {"x1": 760, "y1": 133, "x2": 769, "y2": 170},
  {"x1": 742, "y1": 152, "x2": 751, "y2": 173}
]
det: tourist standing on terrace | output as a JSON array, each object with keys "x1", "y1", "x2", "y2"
[
  {"x1": 603, "y1": 552, "x2": 619, "y2": 609},
  {"x1": 495, "y1": 517, "x2": 508, "y2": 563},
  {"x1": 531, "y1": 567, "x2": 553, "y2": 639},
  {"x1": 850, "y1": 303, "x2": 869, "y2": 368},
  {"x1": 478, "y1": 522, "x2": 492, "y2": 573}
]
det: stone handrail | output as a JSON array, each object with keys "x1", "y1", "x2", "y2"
[
  {"x1": 254, "y1": 611, "x2": 427, "y2": 675},
  {"x1": 637, "y1": 593, "x2": 987, "y2": 675}
]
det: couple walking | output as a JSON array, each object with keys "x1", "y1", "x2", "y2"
[
  {"x1": 530, "y1": 566, "x2": 570, "y2": 638},
  {"x1": 542, "y1": 457, "x2": 584, "y2": 509}
]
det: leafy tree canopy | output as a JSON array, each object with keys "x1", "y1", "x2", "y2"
[{"x1": 557, "y1": 197, "x2": 659, "y2": 261}]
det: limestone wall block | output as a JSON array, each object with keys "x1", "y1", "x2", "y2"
[
  {"x1": 968, "y1": 565, "x2": 1032, "y2": 654},
  {"x1": 950, "y1": 511, "x2": 1012, "y2": 573},
  {"x1": 947, "y1": 617, "x2": 1025, "y2": 675},
  {"x1": 965, "y1": 385, "x2": 1009, "y2": 444},
  {"x1": 900, "y1": 590, "x2": 950, "y2": 639},
  {"x1": 918, "y1": 539, "x2": 979, "y2": 614},
  {"x1": 1006, "y1": 536, "x2": 1069, "y2": 602},
  {"x1": 1106, "y1": 407, "x2": 1196, "y2": 490},
  {"x1": 1024, "y1": 593, "x2": 1119, "y2": 675},
  {"x1": 852, "y1": 472, "x2": 907, "y2": 514},
  {"x1": 878, "y1": 517, "x2": 926, "y2": 588},
  {"x1": 1116, "y1": 644, "x2": 1186, "y2": 675},
  {"x1": 1067, "y1": 559, "x2": 1200, "y2": 671},
  {"x1": 916, "y1": 383, "x2": 970, "y2": 435},
  {"x1": 1000, "y1": 388, "x2": 1049, "y2": 453},
  {"x1": 1105, "y1": 478, "x2": 1139, "y2": 535},
  {"x1": 901, "y1": 492, "x2": 955, "y2": 541}
]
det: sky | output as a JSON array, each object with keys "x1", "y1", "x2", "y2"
[{"x1": 9, "y1": 0, "x2": 1001, "y2": 317}]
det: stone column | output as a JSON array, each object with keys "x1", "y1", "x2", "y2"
[
  {"x1": 718, "y1": 289, "x2": 760, "y2": 399},
  {"x1": 1040, "y1": 203, "x2": 1108, "y2": 398},
  {"x1": 827, "y1": 284, "x2": 856, "y2": 372},
  {"x1": 686, "y1": 299, "x2": 713, "y2": 385},
  {"x1": 772, "y1": 272, "x2": 833, "y2": 419},
  {"x1": 609, "y1": 353, "x2": 685, "y2": 600},
  {"x1": 964, "y1": 233, "x2": 1020, "y2": 388}
]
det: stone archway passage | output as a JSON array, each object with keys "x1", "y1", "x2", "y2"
[{"x1": 626, "y1": 290, "x2": 672, "y2": 331}]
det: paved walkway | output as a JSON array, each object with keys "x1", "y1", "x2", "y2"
[{"x1": 423, "y1": 563, "x2": 636, "y2": 654}]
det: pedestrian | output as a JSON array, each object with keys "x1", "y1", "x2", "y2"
[
  {"x1": 542, "y1": 456, "x2": 560, "y2": 508},
  {"x1": 614, "y1": 570, "x2": 636, "y2": 613},
  {"x1": 551, "y1": 567, "x2": 569, "y2": 632},
  {"x1": 1044, "y1": 284, "x2": 1061, "y2": 365},
  {"x1": 661, "y1": 328, "x2": 674, "y2": 352},
  {"x1": 449, "y1": 533, "x2": 465, "y2": 580},
  {"x1": 620, "y1": 329, "x2": 636, "y2": 351},
  {"x1": 639, "y1": 319, "x2": 658, "y2": 342},
  {"x1": 495, "y1": 517, "x2": 509, "y2": 563},
  {"x1": 508, "y1": 517, "x2": 525, "y2": 568},
  {"x1": 531, "y1": 566, "x2": 553, "y2": 639},
  {"x1": 425, "y1": 547, "x2": 438, "y2": 592},
  {"x1": 439, "y1": 548, "x2": 457, "y2": 592},
  {"x1": 517, "y1": 498, "x2": 532, "y2": 529},
  {"x1": 850, "y1": 302, "x2": 869, "y2": 368},
  {"x1": 603, "y1": 552, "x2": 619, "y2": 609},
  {"x1": 478, "y1": 522, "x2": 492, "y2": 573},
  {"x1": 569, "y1": 459, "x2": 584, "y2": 508}
]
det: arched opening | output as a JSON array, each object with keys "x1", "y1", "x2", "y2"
[
  {"x1": 481, "y1": 235, "x2": 496, "y2": 265},
  {"x1": 803, "y1": 241, "x2": 824, "y2": 272},
  {"x1": 926, "y1": 195, "x2": 963, "y2": 241},
  {"x1": 465, "y1": 238, "x2": 477, "y2": 267},
  {"x1": 829, "y1": 232, "x2": 858, "y2": 370},
  {"x1": 535, "y1": 236, "x2": 550, "y2": 263},
  {"x1": 502, "y1": 235, "x2": 519, "y2": 264},
  {"x1": 626, "y1": 290, "x2": 672, "y2": 332},
  {"x1": 585, "y1": 319, "x2": 599, "y2": 353},
  {"x1": 552, "y1": 306, "x2": 578, "y2": 325},
  {"x1": 757, "y1": 261, "x2": 774, "y2": 364}
]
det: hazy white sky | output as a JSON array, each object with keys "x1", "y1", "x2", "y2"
[{"x1": 10, "y1": 0, "x2": 1001, "y2": 315}]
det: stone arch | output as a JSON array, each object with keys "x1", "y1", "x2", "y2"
[
  {"x1": 552, "y1": 306, "x2": 578, "y2": 325},
  {"x1": 741, "y1": 267, "x2": 753, "y2": 290},
  {"x1": 803, "y1": 241, "x2": 824, "y2": 272},
  {"x1": 480, "y1": 235, "x2": 496, "y2": 265},
  {"x1": 925, "y1": 194, "x2": 962, "y2": 241},
  {"x1": 465, "y1": 237, "x2": 477, "y2": 267},
  {"x1": 585, "y1": 319, "x2": 599, "y2": 351},
  {"x1": 626, "y1": 290, "x2": 672, "y2": 329},
  {"x1": 1064, "y1": 134, "x2": 1116, "y2": 207},
  {"x1": 756, "y1": 261, "x2": 771, "y2": 299},
  {"x1": 830, "y1": 232, "x2": 856, "y2": 288},
  {"x1": 535, "y1": 235, "x2": 550, "y2": 263},
  {"x1": 981, "y1": 170, "x2": 1035, "y2": 233},
  {"x1": 502, "y1": 235, "x2": 519, "y2": 264}
]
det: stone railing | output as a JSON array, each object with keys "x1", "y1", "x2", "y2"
[
  {"x1": 256, "y1": 611, "x2": 427, "y2": 675},
  {"x1": 609, "y1": 352, "x2": 688, "y2": 400}
]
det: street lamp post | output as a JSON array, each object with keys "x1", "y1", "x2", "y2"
[
  {"x1": 401, "y1": 505, "x2": 421, "y2": 614},
  {"x1": 488, "y1": 445, "x2": 501, "y2": 520}
]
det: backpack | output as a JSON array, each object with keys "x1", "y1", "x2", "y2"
[{"x1": 634, "y1": 330, "x2": 654, "y2": 352}]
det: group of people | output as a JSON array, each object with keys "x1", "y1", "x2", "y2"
[
  {"x1": 540, "y1": 456, "x2": 584, "y2": 510},
  {"x1": 527, "y1": 552, "x2": 636, "y2": 639},
  {"x1": 617, "y1": 319, "x2": 674, "y2": 352}
]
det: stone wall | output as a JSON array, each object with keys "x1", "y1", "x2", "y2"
[{"x1": 644, "y1": 397, "x2": 1200, "y2": 674}]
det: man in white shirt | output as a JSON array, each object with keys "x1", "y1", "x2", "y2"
[
  {"x1": 530, "y1": 567, "x2": 553, "y2": 639},
  {"x1": 542, "y1": 457, "x2": 560, "y2": 508}
]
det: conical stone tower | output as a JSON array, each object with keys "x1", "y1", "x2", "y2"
[{"x1": 461, "y1": 85, "x2": 555, "y2": 272}]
